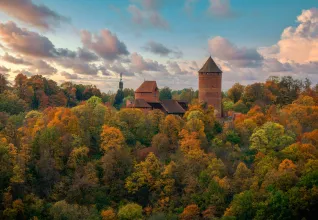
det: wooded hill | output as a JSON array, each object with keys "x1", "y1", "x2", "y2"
[{"x1": 0, "y1": 73, "x2": 317, "y2": 220}]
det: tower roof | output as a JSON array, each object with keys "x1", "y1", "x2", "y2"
[
  {"x1": 199, "y1": 56, "x2": 222, "y2": 73},
  {"x1": 135, "y1": 81, "x2": 158, "y2": 93}
]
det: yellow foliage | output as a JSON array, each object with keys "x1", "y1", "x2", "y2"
[{"x1": 100, "y1": 125, "x2": 125, "y2": 152}]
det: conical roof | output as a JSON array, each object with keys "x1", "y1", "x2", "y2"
[{"x1": 199, "y1": 56, "x2": 222, "y2": 73}]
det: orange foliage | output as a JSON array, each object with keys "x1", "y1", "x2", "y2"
[
  {"x1": 100, "y1": 125, "x2": 125, "y2": 152},
  {"x1": 179, "y1": 204, "x2": 200, "y2": 220},
  {"x1": 278, "y1": 159, "x2": 297, "y2": 172}
]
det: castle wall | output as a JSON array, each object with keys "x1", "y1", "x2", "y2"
[
  {"x1": 199, "y1": 72, "x2": 222, "y2": 116},
  {"x1": 135, "y1": 91, "x2": 159, "y2": 102}
]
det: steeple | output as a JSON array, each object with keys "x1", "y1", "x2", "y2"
[
  {"x1": 199, "y1": 56, "x2": 222, "y2": 73},
  {"x1": 119, "y1": 73, "x2": 123, "y2": 90}
]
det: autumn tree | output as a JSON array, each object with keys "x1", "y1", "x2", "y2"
[
  {"x1": 250, "y1": 122, "x2": 294, "y2": 153},
  {"x1": 228, "y1": 83, "x2": 244, "y2": 103},
  {"x1": 100, "y1": 125, "x2": 125, "y2": 152},
  {"x1": 118, "y1": 203, "x2": 143, "y2": 220},
  {"x1": 179, "y1": 204, "x2": 200, "y2": 220}
]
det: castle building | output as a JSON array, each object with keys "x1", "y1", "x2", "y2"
[
  {"x1": 127, "y1": 81, "x2": 187, "y2": 115},
  {"x1": 125, "y1": 56, "x2": 222, "y2": 117},
  {"x1": 135, "y1": 81, "x2": 159, "y2": 102},
  {"x1": 198, "y1": 56, "x2": 222, "y2": 116}
]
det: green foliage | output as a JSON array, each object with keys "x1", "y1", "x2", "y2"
[
  {"x1": 159, "y1": 87, "x2": 172, "y2": 100},
  {"x1": 87, "y1": 96, "x2": 102, "y2": 108},
  {"x1": 232, "y1": 100, "x2": 249, "y2": 113},
  {"x1": 118, "y1": 203, "x2": 143, "y2": 220},
  {"x1": 49, "y1": 200, "x2": 99, "y2": 220},
  {"x1": 224, "y1": 190, "x2": 254, "y2": 220},
  {"x1": 226, "y1": 130, "x2": 241, "y2": 145},
  {"x1": 0, "y1": 91, "x2": 27, "y2": 115},
  {"x1": 250, "y1": 122, "x2": 294, "y2": 153},
  {"x1": 114, "y1": 89, "x2": 124, "y2": 109}
]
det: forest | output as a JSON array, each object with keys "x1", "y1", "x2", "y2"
[{"x1": 0, "y1": 73, "x2": 317, "y2": 220}]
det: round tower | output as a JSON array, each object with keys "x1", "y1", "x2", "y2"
[{"x1": 198, "y1": 56, "x2": 222, "y2": 116}]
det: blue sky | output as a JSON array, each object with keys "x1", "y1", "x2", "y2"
[{"x1": 0, "y1": 0, "x2": 317, "y2": 91}]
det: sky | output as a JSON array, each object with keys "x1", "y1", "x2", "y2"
[{"x1": 0, "y1": 0, "x2": 317, "y2": 92}]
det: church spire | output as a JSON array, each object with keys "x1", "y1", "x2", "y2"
[{"x1": 119, "y1": 73, "x2": 123, "y2": 90}]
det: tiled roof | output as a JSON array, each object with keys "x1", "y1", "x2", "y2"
[
  {"x1": 135, "y1": 81, "x2": 158, "y2": 93},
  {"x1": 127, "y1": 99, "x2": 152, "y2": 108},
  {"x1": 161, "y1": 100, "x2": 186, "y2": 114},
  {"x1": 199, "y1": 56, "x2": 222, "y2": 73}
]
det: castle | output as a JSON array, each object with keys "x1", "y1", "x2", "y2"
[{"x1": 124, "y1": 56, "x2": 222, "y2": 116}]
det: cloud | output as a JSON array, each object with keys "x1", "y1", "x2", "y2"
[
  {"x1": 2, "y1": 52, "x2": 32, "y2": 65},
  {"x1": 56, "y1": 57, "x2": 105, "y2": 76},
  {"x1": 143, "y1": 41, "x2": 183, "y2": 58},
  {"x1": 208, "y1": 36, "x2": 263, "y2": 67},
  {"x1": 167, "y1": 61, "x2": 193, "y2": 75},
  {"x1": 30, "y1": 60, "x2": 57, "y2": 75},
  {"x1": 128, "y1": 0, "x2": 169, "y2": 29},
  {"x1": 14, "y1": 69, "x2": 33, "y2": 77},
  {"x1": 0, "y1": 0, "x2": 69, "y2": 30},
  {"x1": 60, "y1": 71, "x2": 79, "y2": 79},
  {"x1": 0, "y1": 21, "x2": 101, "y2": 63},
  {"x1": 0, "y1": 21, "x2": 57, "y2": 57},
  {"x1": 269, "y1": 8, "x2": 318, "y2": 63},
  {"x1": 0, "y1": 65, "x2": 10, "y2": 74},
  {"x1": 130, "y1": 52, "x2": 167, "y2": 73},
  {"x1": 81, "y1": 29, "x2": 129, "y2": 61},
  {"x1": 106, "y1": 61, "x2": 135, "y2": 76},
  {"x1": 208, "y1": 0, "x2": 235, "y2": 18},
  {"x1": 77, "y1": 47, "x2": 99, "y2": 62}
]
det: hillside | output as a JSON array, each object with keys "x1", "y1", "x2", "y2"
[{"x1": 0, "y1": 73, "x2": 317, "y2": 219}]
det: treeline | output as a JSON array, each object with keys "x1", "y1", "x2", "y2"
[{"x1": 0, "y1": 74, "x2": 317, "y2": 220}]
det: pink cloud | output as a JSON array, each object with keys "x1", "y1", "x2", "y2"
[
  {"x1": 0, "y1": 0, "x2": 68, "y2": 30},
  {"x1": 81, "y1": 29, "x2": 129, "y2": 61},
  {"x1": 0, "y1": 21, "x2": 56, "y2": 57}
]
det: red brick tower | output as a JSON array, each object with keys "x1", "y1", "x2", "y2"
[{"x1": 198, "y1": 56, "x2": 222, "y2": 116}]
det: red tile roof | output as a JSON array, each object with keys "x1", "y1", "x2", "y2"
[
  {"x1": 135, "y1": 81, "x2": 158, "y2": 93},
  {"x1": 161, "y1": 100, "x2": 186, "y2": 114},
  {"x1": 127, "y1": 99, "x2": 152, "y2": 108}
]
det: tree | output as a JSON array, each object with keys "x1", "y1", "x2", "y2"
[
  {"x1": 49, "y1": 200, "x2": 99, "y2": 220},
  {"x1": 159, "y1": 87, "x2": 172, "y2": 100},
  {"x1": 0, "y1": 73, "x2": 8, "y2": 93},
  {"x1": 223, "y1": 99, "x2": 234, "y2": 112},
  {"x1": 118, "y1": 203, "x2": 143, "y2": 220},
  {"x1": 0, "y1": 91, "x2": 27, "y2": 115},
  {"x1": 207, "y1": 158, "x2": 226, "y2": 178},
  {"x1": 233, "y1": 100, "x2": 249, "y2": 113},
  {"x1": 179, "y1": 204, "x2": 200, "y2": 220},
  {"x1": 250, "y1": 122, "x2": 294, "y2": 153},
  {"x1": 160, "y1": 115, "x2": 183, "y2": 147},
  {"x1": 152, "y1": 133, "x2": 170, "y2": 159},
  {"x1": 87, "y1": 96, "x2": 102, "y2": 108},
  {"x1": 224, "y1": 191, "x2": 254, "y2": 220},
  {"x1": 101, "y1": 208, "x2": 116, "y2": 220},
  {"x1": 233, "y1": 162, "x2": 252, "y2": 193},
  {"x1": 228, "y1": 83, "x2": 244, "y2": 103},
  {"x1": 100, "y1": 125, "x2": 125, "y2": 152},
  {"x1": 114, "y1": 89, "x2": 124, "y2": 109},
  {"x1": 123, "y1": 88, "x2": 134, "y2": 98},
  {"x1": 125, "y1": 153, "x2": 162, "y2": 194}
]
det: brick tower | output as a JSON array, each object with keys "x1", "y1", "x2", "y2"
[{"x1": 198, "y1": 56, "x2": 222, "y2": 116}]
